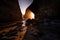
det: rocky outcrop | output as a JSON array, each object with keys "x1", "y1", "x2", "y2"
[{"x1": 0, "y1": 0, "x2": 22, "y2": 26}]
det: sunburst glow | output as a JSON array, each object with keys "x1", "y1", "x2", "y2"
[{"x1": 24, "y1": 9, "x2": 35, "y2": 19}]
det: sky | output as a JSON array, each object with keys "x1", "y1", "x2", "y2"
[{"x1": 18, "y1": 0, "x2": 33, "y2": 15}]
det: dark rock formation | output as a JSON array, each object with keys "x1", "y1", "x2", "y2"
[
  {"x1": 0, "y1": 0, "x2": 60, "y2": 40},
  {"x1": 0, "y1": 0, "x2": 22, "y2": 40},
  {"x1": 24, "y1": 0, "x2": 60, "y2": 40},
  {"x1": 0, "y1": 0, "x2": 22, "y2": 26}
]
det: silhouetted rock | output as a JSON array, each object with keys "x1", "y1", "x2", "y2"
[{"x1": 0, "y1": 0, "x2": 22, "y2": 26}]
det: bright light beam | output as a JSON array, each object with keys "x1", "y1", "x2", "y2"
[{"x1": 18, "y1": 0, "x2": 33, "y2": 16}]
